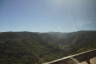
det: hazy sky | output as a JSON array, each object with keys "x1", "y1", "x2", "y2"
[{"x1": 0, "y1": 0, "x2": 96, "y2": 32}]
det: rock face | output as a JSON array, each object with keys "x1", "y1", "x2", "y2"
[{"x1": 90, "y1": 57, "x2": 96, "y2": 64}]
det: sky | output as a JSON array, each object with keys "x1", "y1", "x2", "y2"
[{"x1": 0, "y1": 0, "x2": 96, "y2": 32}]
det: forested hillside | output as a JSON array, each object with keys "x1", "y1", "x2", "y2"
[{"x1": 0, "y1": 31, "x2": 96, "y2": 64}]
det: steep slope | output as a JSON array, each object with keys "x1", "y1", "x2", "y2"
[
  {"x1": 55, "y1": 31, "x2": 96, "y2": 53},
  {"x1": 0, "y1": 31, "x2": 96, "y2": 64},
  {"x1": 0, "y1": 32, "x2": 66, "y2": 64}
]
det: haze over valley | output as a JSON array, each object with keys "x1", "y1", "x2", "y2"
[{"x1": 0, "y1": 31, "x2": 96, "y2": 64}]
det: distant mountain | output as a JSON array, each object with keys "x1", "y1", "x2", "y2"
[{"x1": 0, "y1": 31, "x2": 96, "y2": 64}]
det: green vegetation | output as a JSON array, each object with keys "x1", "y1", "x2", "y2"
[{"x1": 0, "y1": 31, "x2": 96, "y2": 64}]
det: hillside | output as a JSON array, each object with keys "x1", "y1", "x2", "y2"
[{"x1": 0, "y1": 31, "x2": 96, "y2": 64}]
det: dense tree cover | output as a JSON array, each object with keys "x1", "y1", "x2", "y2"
[{"x1": 0, "y1": 31, "x2": 96, "y2": 64}]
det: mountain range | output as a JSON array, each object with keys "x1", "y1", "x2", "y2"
[{"x1": 0, "y1": 31, "x2": 96, "y2": 64}]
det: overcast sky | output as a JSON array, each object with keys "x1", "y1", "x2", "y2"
[{"x1": 0, "y1": 0, "x2": 96, "y2": 32}]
